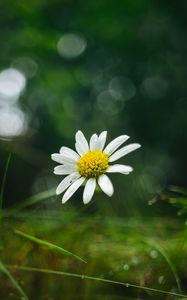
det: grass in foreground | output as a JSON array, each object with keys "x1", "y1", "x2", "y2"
[{"x1": 1, "y1": 210, "x2": 187, "y2": 300}]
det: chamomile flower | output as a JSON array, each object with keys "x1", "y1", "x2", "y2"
[{"x1": 51, "y1": 131, "x2": 141, "y2": 204}]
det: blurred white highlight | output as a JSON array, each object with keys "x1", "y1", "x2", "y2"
[
  {"x1": 0, "y1": 106, "x2": 27, "y2": 139},
  {"x1": 57, "y1": 33, "x2": 87, "y2": 59},
  {"x1": 97, "y1": 90, "x2": 125, "y2": 115},
  {"x1": 12, "y1": 57, "x2": 38, "y2": 78},
  {"x1": 0, "y1": 67, "x2": 28, "y2": 139},
  {"x1": 109, "y1": 77, "x2": 136, "y2": 101},
  {"x1": 0, "y1": 68, "x2": 26, "y2": 104}
]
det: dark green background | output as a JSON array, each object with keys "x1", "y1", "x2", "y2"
[{"x1": 0, "y1": 0, "x2": 187, "y2": 214}]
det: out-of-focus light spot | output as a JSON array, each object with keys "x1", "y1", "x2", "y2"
[
  {"x1": 131, "y1": 256, "x2": 139, "y2": 265},
  {"x1": 141, "y1": 76, "x2": 168, "y2": 99},
  {"x1": 92, "y1": 73, "x2": 108, "y2": 93},
  {"x1": 0, "y1": 107, "x2": 27, "y2": 139},
  {"x1": 123, "y1": 264, "x2": 130, "y2": 271},
  {"x1": 0, "y1": 68, "x2": 26, "y2": 104},
  {"x1": 12, "y1": 57, "x2": 38, "y2": 78},
  {"x1": 57, "y1": 33, "x2": 87, "y2": 59},
  {"x1": 109, "y1": 77, "x2": 136, "y2": 101},
  {"x1": 149, "y1": 249, "x2": 158, "y2": 259},
  {"x1": 97, "y1": 90, "x2": 124, "y2": 115}
]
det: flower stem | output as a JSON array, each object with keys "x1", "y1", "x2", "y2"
[{"x1": 0, "y1": 153, "x2": 12, "y2": 217}]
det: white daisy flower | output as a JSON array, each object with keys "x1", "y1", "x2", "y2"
[{"x1": 51, "y1": 131, "x2": 141, "y2": 204}]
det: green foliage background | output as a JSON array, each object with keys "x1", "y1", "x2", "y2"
[
  {"x1": 1, "y1": 1, "x2": 187, "y2": 299},
  {"x1": 1, "y1": 0, "x2": 187, "y2": 216}
]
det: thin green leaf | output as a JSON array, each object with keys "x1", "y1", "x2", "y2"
[
  {"x1": 169, "y1": 185, "x2": 187, "y2": 196},
  {"x1": 14, "y1": 229, "x2": 86, "y2": 263},
  {"x1": 3, "y1": 188, "x2": 56, "y2": 217},
  {"x1": 0, "y1": 261, "x2": 29, "y2": 300},
  {"x1": 0, "y1": 153, "x2": 12, "y2": 211},
  {"x1": 7, "y1": 264, "x2": 187, "y2": 299},
  {"x1": 169, "y1": 197, "x2": 187, "y2": 206}
]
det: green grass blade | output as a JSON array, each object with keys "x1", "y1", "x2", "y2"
[
  {"x1": 14, "y1": 229, "x2": 87, "y2": 263},
  {"x1": 169, "y1": 185, "x2": 187, "y2": 196},
  {"x1": 0, "y1": 153, "x2": 11, "y2": 210},
  {"x1": 143, "y1": 238, "x2": 182, "y2": 294},
  {"x1": 3, "y1": 188, "x2": 56, "y2": 217},
  {"x1": 0, "y1": 261, "x2": 29, "y2": 300},
  {"x1": 7, "y1": 264, "x2": 187, "y2": 299}
]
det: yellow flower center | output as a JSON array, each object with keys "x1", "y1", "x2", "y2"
[{"x1": 77, "y1": 150, "x2": 109, "y2": 178}]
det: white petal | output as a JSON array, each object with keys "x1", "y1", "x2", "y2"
[
  {"x1": 51, "y1": 153, "x2": 76, "y2": 165},
  {"x1": 97, "y1": 131, "x2": 107, "y2": 150},
  {"x1": 75, "y1": 131, "x2": 89, "y2": 154},
  {"x1": 75, "y1": 142, "x2": 88, "y2": 156},
  {"x1": 59, "y1": 156, "x2": 77, "y2": 165},
  {"x1": 56, "y1": 172, "x2": 80, "y2": 195},
  {"x1": 51, "y1": 153, "x2": 66, "y2": 164},
  {"x1": 98, "y1": 174, "x2": 114, "y2": 197},
  {"x1": 62, "y1": 177, "x2": 85, "y2": 204},
  {"x1": 51, "y1": 153, "x2": 63, "y2": 164},
  {"x1": 60, "y1": 146, "x2": 80, "y2": 161},
  {"x1": 54, "y1": 165, "x2": 77, "y2": 175},
  {"x1": 106, "y1": 164, "x2": 133, "y2": 174},
  {"x1": 83, "y1": 178, "x2": 96, "y2": 204},
  {"x1": 104, "y1": 135, "x2": 130, "y2": 155},
  {"x1": 89, "y1": 134, "x2": 98, "y2": 150},
  {"x1": 109, "y1": 143, "x2": 141, "y2": 162}
]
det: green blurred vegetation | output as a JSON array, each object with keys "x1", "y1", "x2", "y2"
[
  {"x1": 1, "y1": 0, "x2": 187, "y2": 299},
  {"x1": 1, "y1": 212, "x2": 187, "y2": 299},
  {"x1": 0, "y1": 0, "x2": 187, "y2": 212}
]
